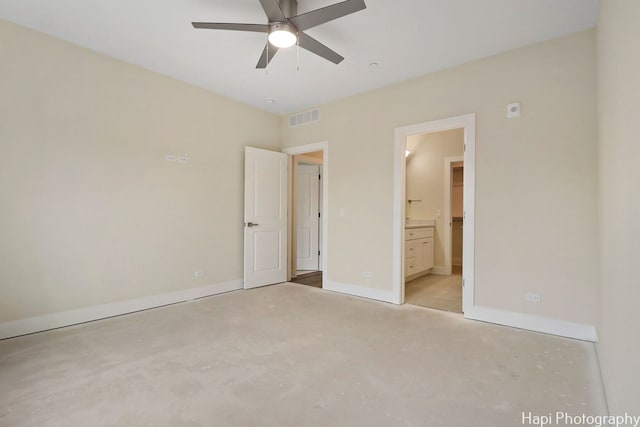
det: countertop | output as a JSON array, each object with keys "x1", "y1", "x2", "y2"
[{"x1": 405, "y1": 219, "x2": 435, "y2": 228}]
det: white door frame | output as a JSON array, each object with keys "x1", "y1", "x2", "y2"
[
  {"x1": 392, "y1": 113, "x2": 476, "y2": 314},
  {"x1": 443, "y1": 156, "x2": 464, "y2": 276},
  {"x1": 283, "y1": 141, "x2": 329, "y2": 280}
]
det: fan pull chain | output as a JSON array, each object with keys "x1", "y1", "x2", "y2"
[
  {"x1": 265, "y1": 38, "x2": 269, "y2": 75},
  {"x1": 296, "y1": 34, "x2": 300, "y2": 71}
]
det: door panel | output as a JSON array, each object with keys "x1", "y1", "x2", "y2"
[
  {"x1": 244, "y1": 147, "x2": 287, "y2": 289},
  {"x1": 253, "y1": 231, "x2": 282, "y2": 271},
  {"x1": 414, "y1": 237, "x2": 434, "y2": 273},
  {"x1": 296, "y1": 164, "x2": 319, "y2": 270}
]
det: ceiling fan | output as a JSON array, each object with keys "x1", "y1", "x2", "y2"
[{"x1": 192, "y1": 0, "x2": 367, "y2": 68}]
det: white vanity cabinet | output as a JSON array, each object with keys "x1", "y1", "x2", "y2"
[{"x1": 405, "y1": 226, "x2": 434, "y2": 279}]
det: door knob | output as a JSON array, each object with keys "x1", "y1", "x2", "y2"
[{"x1": 245, "y1": 222, "x2": 259, "y2": 227}]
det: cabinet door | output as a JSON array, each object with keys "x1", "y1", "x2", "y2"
[
  {"x1": 405, "y1": 240, "x2": 415, "y2": 259},
  {"x1": 405, "y1": 257, "x2": 416, "y2": 276},
  {"x1": 415, "y1": 238, "x2": 434, "y2": 273},
  {"x1": 414, "y1": 238, "x2": 426, "y2": 273},
  {"x1": 423, "y1": 237, "x2": 434, "y2": 270}
]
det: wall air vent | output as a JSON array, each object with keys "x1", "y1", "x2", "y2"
[{"x1": 289, "y1": 108, "x2": 320, "y2": 127}]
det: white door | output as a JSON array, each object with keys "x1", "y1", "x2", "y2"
[
  {"x1": 244, "y1": 147, "x2": 288, "y2": 289},
  {"x1": 296, "y1": 164, "x2": 320, "y2": 270}
]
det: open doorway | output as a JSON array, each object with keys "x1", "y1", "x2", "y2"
[
  {"x1": 282, "y1": 142, "x2": 328, "y2": 290},
  {"x1": 291, "y1": 151, "x2": 323, "y2": 288},
  {"x1": 450, "y1": 161, "x2": 464, "y2": 277},
  {"x1": 403, "y1": 130, "x2": 464, "y2": 312},
  {"x1": 243, "y1": 142, "x2": 328, "y2": 291},
  {"x1": 392, "y1": 113, "x2": 475, "y2": 314}
]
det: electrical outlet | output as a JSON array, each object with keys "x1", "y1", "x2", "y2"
[
  {"x1": 166, "y1": 154, "x2": 177, "y2": 162},
  {"x1": 177, "y1": 156, "x2": 188, "y2": 164},
  {"x1": 525, "y1": 292, "x2": 541, "y2": 303},
  {"x1": 362, "y1": 271, "x2": 373, "y2": 278},
  {"x1": 194, "y1": 271, "x2": 205, "y2": 278}
]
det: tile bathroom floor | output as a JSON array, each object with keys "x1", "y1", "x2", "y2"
[{"x1": 405, "y1": 266, "x2": 462, "y2": 313}]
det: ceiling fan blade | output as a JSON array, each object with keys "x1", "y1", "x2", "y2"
[
  {"x1": 256, "y1": 43, "x2": 280, "y2": 69},
  {"x1": 298, "y1": 32, "x2": 344, "y2": 64},
  {"x1": 289, "y1": 0, "x2": 366, "y2": 31},
  {"x1": 192, "y1": 22, "x2": 270, "y2": 33},
  {"x1": 259, "y1": 0, "x2": 286, "y2": 22}
]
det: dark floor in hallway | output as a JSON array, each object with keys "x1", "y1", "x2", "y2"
[{"x1": 291, "y1": 271, "x2": 322, "y2": 288}]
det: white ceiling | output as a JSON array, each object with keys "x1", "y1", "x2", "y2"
[{"x1": 0, "y1": 0, "x2": 599, "y2": 115}]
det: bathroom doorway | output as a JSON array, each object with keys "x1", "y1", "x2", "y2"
[
  {"x1": 392, "y1": 113, "x2": 476, "y2": 314},
  {"x1": 403, "y1": 130, "x2": 464, "y2": 312}
]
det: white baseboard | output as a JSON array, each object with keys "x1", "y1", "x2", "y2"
[
  {"x1": 465, "y1": 305, "x2": 598, "y2": 342},
  {"x1": 3, "y1": 280, "x2": 597, "y2": 343},
  {"x1": 324, "y1": 280, "x2": 400, "y2": 304},
  {"x1": 0, "y1": 279, "x2": 242, "y2": 340},
  {"x1": 405, "y1": 266, "x2": 449, "y2": 279},
  {"x1": 431, "y1": 266, "x2": 451, "y2": 275}
]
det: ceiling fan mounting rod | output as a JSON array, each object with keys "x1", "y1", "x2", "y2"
[{"x1": 277, "y1": 0, "x2": 298, "y2": 19}]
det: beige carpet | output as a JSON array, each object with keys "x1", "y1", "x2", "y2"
[
  {"x1": 0, "y1": 284, "x2": 606, "y2": 426},
  {"x1": 406, "y1": 270, "x2": 462, "y2": 312}
]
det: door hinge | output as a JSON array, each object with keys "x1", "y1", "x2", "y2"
[
  {"x1": 319, "y1": 174, "x2": 321, "y2": 180},
  {"x1": 464, "y1": 143, "x2": 466, "y2": 152},
  {"x1": 463, "y1": 211, "x2": 466, "y2": 220},
  {"x1": 462, "y1": 278, "x2": 465, "y2": 287},
  {"x1": 318, "y1": 212, "x2": 321, "y2": 218},
  {"x1": 318, "y1": 250, "x2": 321, "y2": 256}
]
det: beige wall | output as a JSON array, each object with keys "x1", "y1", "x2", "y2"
[
  {"x1": 0, "y1": 19, "x2": 280, "y2": 322},
  {"x1": 406, "y1": 129, "x2": 464, "y2": 268},
  {"x1": 282, "y1": 30, "x2": 598, "y2": 326},
  {"x1": 596, "y1": 1, "x2": 640, "y2": 414}
]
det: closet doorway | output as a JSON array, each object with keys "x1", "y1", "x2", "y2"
[{"x1": 450, "y1": 161, "x2": 464, "y2": 277}]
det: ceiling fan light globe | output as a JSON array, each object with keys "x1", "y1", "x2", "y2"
[
  {"x1": 268, "y1": 29, "x2": 297, "y2": 48},
  {"x1": 268, "y1": 22, "x2": 297, "y2": 48}
]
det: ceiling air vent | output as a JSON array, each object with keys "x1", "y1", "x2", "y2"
[{"x1": 289, "y1": 108, "x2": 320, "y2": 127}]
